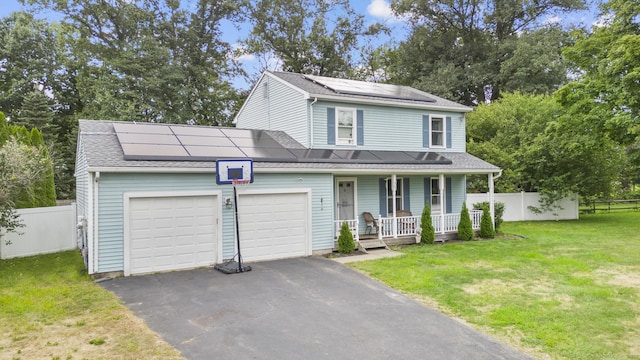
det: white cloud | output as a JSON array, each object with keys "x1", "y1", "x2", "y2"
[
  {"x1": 543, "y1": 16, "x2": 562, "y2": 26},
  {"x1": 366, "y1": 0, "x2": 405, "y2": 23},
  {"x1": 230, "y1": 43, "x2": 256, "y2": 63},
  {"x1": 367, "y1": 0, "x2": 393, "y2": 18}
]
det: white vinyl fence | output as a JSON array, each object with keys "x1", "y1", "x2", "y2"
[
  {"x1": 0, "y1": 204, "x2": 77, "y2": 259},
  {"x1": 466, "y1": 192, "x2": 579, "y2": 221}
]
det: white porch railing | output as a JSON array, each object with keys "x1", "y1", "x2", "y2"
[
  {"x1": 334, "y1": 219, "x2": 359, "y2": 242},
  {"x1": 334, "y1": 210, "x2": 483, "y2": 241}
]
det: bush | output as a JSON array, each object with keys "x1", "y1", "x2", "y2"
[
  {"x1": 458, "y1": 202, "x2": 473, "y2": 241},
  {"x1": 473, "y1": 201, "x2": 505, "y2": 231},
  {"x1": 420, "y1": 204, "x2": 435, "y2": 244},
  {"x1": 479, "y1": 207, "x2": 495, "y2": 238},
  {"x1": 337, "y1": 221, "x2": 355, "y2": 254}
]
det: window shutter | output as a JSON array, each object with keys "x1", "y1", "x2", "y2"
[
  {"x1": 403, "y1": 178, "x2": 410, "y2": 211},
  {"x1": 327, "y1": 107, "x2": 335, "y2": 145},
  {"x1": 445, "y1": 177, "x2": 452, "y2": 213},
  {"x1": 422, "y1": 115, "x2": 429, "y2": 147},
  {"x1": 446, "y1": 116, "x2": 452, "y2": 148},
  {"x1": 357, "y1": 110, "x2": 364, "y2": 145},
  {"x1": 379, "y1": 178, "x2": 387, "y2": 216},
  {"x1": 424, "y1": 178, "x2": 431, "y2": 207}
]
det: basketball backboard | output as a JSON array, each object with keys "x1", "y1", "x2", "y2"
[{"x1": 216, "y1": 159, "x2": 254, "y2": 185}]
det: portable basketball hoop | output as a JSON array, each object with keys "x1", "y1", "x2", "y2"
[{"x1": 214, "y1": 160, "x2": 253, "y2": 275}]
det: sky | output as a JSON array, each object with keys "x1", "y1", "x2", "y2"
[{"x1": 0, "y1": 0, "x2": 602, "y2": 89}]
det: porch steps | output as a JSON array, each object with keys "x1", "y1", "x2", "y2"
[{"x1": 359, "y1": 239, "x2": 390, "y2": 251}]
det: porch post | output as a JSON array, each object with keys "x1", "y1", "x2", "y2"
[
  {"x1": 439, "y1": 173, "x2": 445, "y2": 234},
  {"x1": 488, "y1": 172, "x2": 495, "y2": 227},
  {"x1": 391, "y1": 174, "x2": 397, "y2": 238}
]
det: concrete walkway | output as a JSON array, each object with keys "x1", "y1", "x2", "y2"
[
  {"x1": 330, "y1": 248, "x2": 404, "y2": 263},
  {"x1": 101, "y1": 257, "x2": 531, "y2": 360}
]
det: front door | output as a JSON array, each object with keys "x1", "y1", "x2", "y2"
[{"x1": 337, "y1": 179, "x2": 356, "y2": 220}]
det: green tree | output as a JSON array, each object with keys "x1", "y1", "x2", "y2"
[
  {"x1": 337, "y1": 221, "x2": 355, "y2": 254},
  {"x1": 420, "y1": 204, "x2": 435, "y2": 244},
  {"x1": 0, "y1": 122, "x2": 50, "y2": 243},
  {"x1": 479, "y1": 207, "x2": 495, "y2": 239},
  {"x1": 244, "y1": 0, "x2": 387, "y2": 78},
  {"x1": 466, "y1": 92, "x2": 622, "y2": 202},
  {"x1": 388, "y1": 0, "x2": 583, "y2": 105},
  {"x1": 457, "y1": 203, "x2": 473, "y2": 241},
  {"x1": 560, "y1": 0, "x2": 640, "y2": 193},
  {"x1": 29, "y1": 0, "x2": 244, "y2": 125},
  {"x1": 15, "y1": 90, "x2": 58, "y2": 145}
]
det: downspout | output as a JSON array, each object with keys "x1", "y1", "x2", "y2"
[
  {"x1": 93, "y1": 171, "x2": 100, "y2": 274},
  {"x1": 309, "y1": 97, "x2": 317, "y2": 147},
  {"x1": 87, "y1": 172, "x2": 95, "y2": 274}
]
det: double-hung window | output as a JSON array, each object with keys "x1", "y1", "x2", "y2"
[
  {"x1": 431, "y1": 116, "x2": 445, "y2": 147},
  {"x1": 336, "y1": 107, "x2": 356, "y2": 145},
  {"x1": 431, "y1": 178, "x2": 441, "y2": 210},
  {"x1": 386, "y1": 178, "x2": 403, "y2": 214}
]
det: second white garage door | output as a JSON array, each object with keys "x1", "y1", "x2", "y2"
[
  {"x1": 237, "y1": 192, "x2": 310, "y2": 262},
  {"x1": 126, "y1": 194, "x2": 218, "y2": 276}
]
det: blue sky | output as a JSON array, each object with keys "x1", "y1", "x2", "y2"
[{"x1": 1, "y1": 0, "x2": 601, "y2": 89}]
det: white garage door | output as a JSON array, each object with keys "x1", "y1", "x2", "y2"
[
  {"x1": 127, "y1": 195, "x2": 217, "y2": 275},
  {"x1": 238, "y1": 192, "x2": 309, "y2": 262}
]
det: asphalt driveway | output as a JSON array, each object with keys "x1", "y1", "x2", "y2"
[{"x1": 101, "y1": 257, "x2": 531, "y2": 360}]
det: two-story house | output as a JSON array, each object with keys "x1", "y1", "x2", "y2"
[{"x1": 75, "y1": 71, "x2": 500, "y2": 277}]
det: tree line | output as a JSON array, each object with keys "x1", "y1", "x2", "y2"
[{"x1": 0, "y1": 0, "x2": 638, "y2": 206}]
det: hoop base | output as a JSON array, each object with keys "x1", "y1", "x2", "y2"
[{"x1": 214, "y1": 261, "x2": 252, "y2": 274}]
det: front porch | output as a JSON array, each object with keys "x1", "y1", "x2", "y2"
[{"x1": 334, "y1": 210, "x2": 483, "y2": 249}]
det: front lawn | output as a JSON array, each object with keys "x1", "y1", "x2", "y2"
[
  {"x1": 351, "y1": 212, "x2": 640, "y2": 359},
  {"x1": 0, "y1": 250, "x2": 183, "y2": 360}
]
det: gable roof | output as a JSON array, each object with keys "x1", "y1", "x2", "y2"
[
  {"x1": 78, "y1": 120, "x2": 499, "y2": 174},
  {"x1": 264, "y1": 71, "x2": 473, "y2": 112}
]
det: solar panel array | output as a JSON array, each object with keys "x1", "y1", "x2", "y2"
[
  {"x1": 304, "y1": 75, "x2": 436, "y2": 103},
  {"x1": 113, "y1": 122, "x2": 452, "y2": 165}
]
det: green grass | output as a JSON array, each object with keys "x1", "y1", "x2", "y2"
[
  {"x1": 0, "y1": 250, "x2": 183, "y2": 359},
  {"x1": 351, "y1": 212, "x2": 640, "y2": 359}
]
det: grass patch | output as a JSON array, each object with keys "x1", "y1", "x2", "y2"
[
  {"x1": 0, "y1": 250, "x2": 183, "y2": 360},
  {"x1": 351, "y1": 212, "x2": 640, "y2": 359}
]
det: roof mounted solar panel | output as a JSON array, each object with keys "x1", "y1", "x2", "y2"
[{"x1": 303, "y1": 75, "x2": 437, "y2": 103}]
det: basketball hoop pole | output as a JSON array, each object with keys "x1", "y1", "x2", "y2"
[{"x1": 233, "y1": 182, "x2": 243, "y2": 272}]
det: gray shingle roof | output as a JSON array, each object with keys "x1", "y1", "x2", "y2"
[
  {"x1": 267, "y1": 71, "x2": 473, "y2": 112},
  {"x1": 78, "y1": 120, "x2": 499, "y2": 173}
]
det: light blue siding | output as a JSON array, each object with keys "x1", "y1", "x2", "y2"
[
  {"x1": 74, "y1": 138, "x2": 89, "y2": 219},
  {"x1": 95, "y1": 172, "x2": 333, "y2": 273},
  {"x1": 449, "y1": 174, "x2": 466, "y2": 214},
  {"x1": 312, "y1": 101, "x2": 465, "y2": 152},
  {"x1": 236, "y1": 75, "x2": 309, "y2": 147}
]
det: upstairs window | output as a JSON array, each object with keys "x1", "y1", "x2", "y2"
[
  {"x1": 431, "y1": 116, "x2": 444, "y2": 147},
  {"x1": 336, "y1": 107, "x2": 356, "y2": 145}
]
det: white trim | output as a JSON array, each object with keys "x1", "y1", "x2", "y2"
[
  {"x1": 335, "y1": 177, "x2": 358, "y2": 222},
  {"x1": 307, "y1": 93, "x2": 473, "y2": 113},
  {"x1": 236, "y1": 188, "x2": 313, "y2": 258},
  {"x1": 86, "y1": 166, "x2": 499, "y2": 175},
  {"x1": 429, "y1": 114, "x2": 447, "y2": 148},
  {"x1": 335, "y1": 107, "x2": 357, "y2": 145},
  {"x1": 122, "y1": 190, "x2": 222, "y2": 276}
]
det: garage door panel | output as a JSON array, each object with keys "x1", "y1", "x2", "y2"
[
  {"x1": 238, "y1": 192, "x2": 309, "y2": 262},
  {"x1": 128, "y1": 195, "x2": 217, "y2": 275}
]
